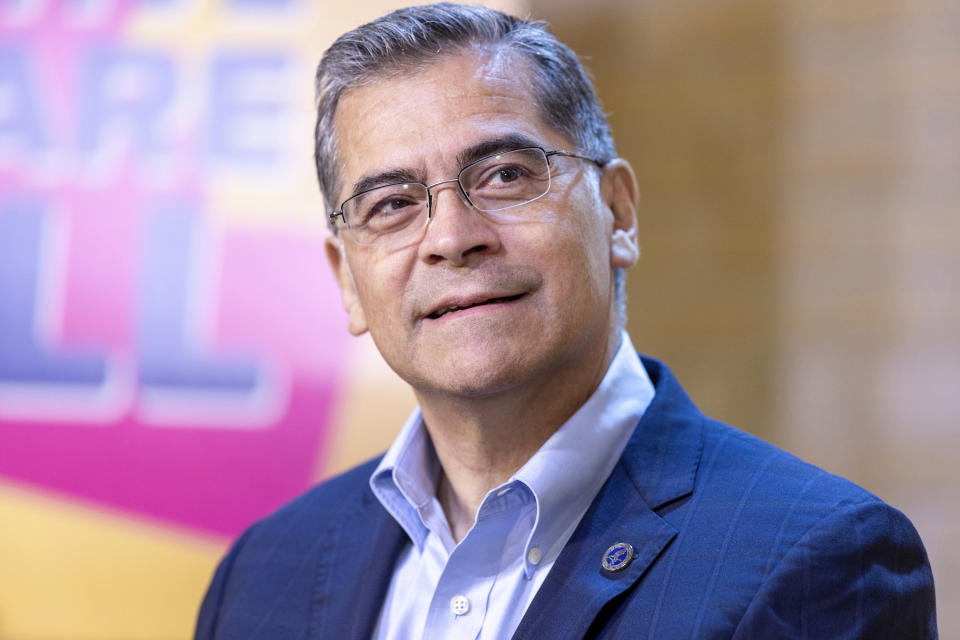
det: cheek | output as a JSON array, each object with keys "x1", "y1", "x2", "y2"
[
  {"x1": 532, "y1": 238, "x2": 606, "y2": 315},
  {"x1": 554, "y1": 204, "x2": 611, "y2": 280},
  {"x1": 350, "y1": 255, "x2": 409, "y2": 325}
]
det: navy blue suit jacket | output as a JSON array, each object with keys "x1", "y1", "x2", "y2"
[{"x1": 196, "y1": 358, "x2": 937, "y2": 639}]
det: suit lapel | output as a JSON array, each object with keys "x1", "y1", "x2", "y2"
[
  {"x1": 512, "y1": 357, "x2": 705, "y2": 640},
  {"x1": 512, "y1": 463, "x2": 677, "y2": 640},
  {"x1": 309, "y1": 487, "x2": 407, "y2": 639}
]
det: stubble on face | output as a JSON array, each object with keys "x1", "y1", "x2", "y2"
[{"x1": 328, "y1": 49, "x2": 621, "y2": 402}]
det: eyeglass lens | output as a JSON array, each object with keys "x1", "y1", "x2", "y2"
[{"x1": 342, "y1": 148, "x2": 552, "y2": 245}]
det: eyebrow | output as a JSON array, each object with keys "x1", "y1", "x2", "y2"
[
  {"x1": 345, "y1": 133, "x2": 546, "y2": 203},
  {"x1": 348, "y1": 169, "x2": 421, "y2": 202},
  {"x1": 455, "y1": 133, "x2": 544, "y2": 168}
]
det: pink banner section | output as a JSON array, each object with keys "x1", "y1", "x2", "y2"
[
  {"x1": 0, "y1": 202, "x2": 349, "y2": 535},
  {"x1": 0, "y1": 1, "x2": 350, "y2": 536}
]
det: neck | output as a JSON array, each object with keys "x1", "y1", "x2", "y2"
[{"x1": 418, "y1": 328, "x2": 622, "y2": 542}]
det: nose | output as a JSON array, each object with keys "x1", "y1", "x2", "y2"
[{"x1": 417, "y1": 180, "x2": 502, "y2": 266}]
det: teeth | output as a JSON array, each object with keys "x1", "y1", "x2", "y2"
[
  {"x1": 432, "y1": 303, "x2": 468, "y2": 319},
  {"x1": 429, "y1": 294, "x2": 522, "y2": 319}
]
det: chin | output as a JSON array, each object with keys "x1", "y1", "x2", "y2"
[
  {"x1": 408, "y1": 348, "x2": 537, "y2": 399},
  {"x1": 427, "y1": 372, "x2": 527, "y2": 399}
]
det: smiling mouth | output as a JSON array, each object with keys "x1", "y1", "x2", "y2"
[{"x1": 426, "y1": 293, "x2": 526, "y2": 320}]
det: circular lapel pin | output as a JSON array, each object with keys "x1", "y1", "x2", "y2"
[{"x1": 601, "y1": 542, "x2": 635, "y2": 572}]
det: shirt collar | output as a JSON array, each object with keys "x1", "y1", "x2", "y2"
[
  {"x1": 370, "y1": 331, "x2": 655, "y2": 565},
  {"x1": 512, "y1": 331, "x2": 654, "y2": 576},
  {"x1": 370, "y1": 407, "x2": 437, "y2": 550}
]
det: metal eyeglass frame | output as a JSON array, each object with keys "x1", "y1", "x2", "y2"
[{"x1": 328, "y1": 147, "x2": 607, "y2": 245}]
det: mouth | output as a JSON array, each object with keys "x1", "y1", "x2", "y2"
[{"x1": 426, "y1": 293, "x2": 527, "y2": 320}]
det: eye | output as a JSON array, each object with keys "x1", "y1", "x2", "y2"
[
  {"x1": 472, "y1": 162, "x2": 532, "y2": 191},
  {"x1": 458, "y1": 149, "x2": 551, "y2": 212},
  {"x1": 363, "y1": 195, "x2": 418, "y2": 225},
  {"x1": 352, "y1": 185, "x2": 427, "y2": 232},
  {"x1": 493, "y1": 165, "x2": 525, "y2": 184},
  {"x1": 372, "y1": 197, "x2": 416, "y2": 214}
]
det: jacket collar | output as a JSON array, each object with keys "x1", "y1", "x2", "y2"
[
  {"x1": 309, "y1": 468, "x2": 407, "y2": 639},
  {"x1": 619, "y1": 356, "x2": 704, "y2": 510},
  {"x1": 512, "y1": 356, "x2": 704, "y2": 640}
]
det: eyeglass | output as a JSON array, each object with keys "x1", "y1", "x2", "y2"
[{"x1": 329, "y1": 147, "x2": 606, "y2": 246}]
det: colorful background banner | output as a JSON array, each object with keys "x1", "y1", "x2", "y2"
[
  {"x1": 2, "y1": 1, "x2": 958, "y2": 638},
  {"x1": 0, "y1": 1, "x2": 496, "y2": 636}
]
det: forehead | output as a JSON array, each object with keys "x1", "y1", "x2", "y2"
[{"x1": 332, "y1": 50, "x2": 571, "y2": 200}]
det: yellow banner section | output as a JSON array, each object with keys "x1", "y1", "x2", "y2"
[{"x1": 0, "y1": 482, "x2": 228, "y2": 640}]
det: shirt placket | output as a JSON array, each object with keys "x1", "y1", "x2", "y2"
[{"x1": 420, "y1": 487, "x2": 531, "y2": 640}]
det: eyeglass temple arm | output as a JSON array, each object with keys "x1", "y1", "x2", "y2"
[{"x1": 546, "y1": 150, "x2": 608, "y2": 168}]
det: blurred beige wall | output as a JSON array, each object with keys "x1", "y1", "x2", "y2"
[{"x1": 534, "y1": 0, "x2": 958, "y2": 635}]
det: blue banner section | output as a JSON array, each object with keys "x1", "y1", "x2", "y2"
[
  {"x1": 78, "y1": 48, "x2": 176, "y2": 156},
  {"x1": 207, "y1": 52, "x2": 292, "y2": 165},
  {"x1": 0, "y1": 47, "x2": 50, "y2": 152},
  {"x1": 137, "y1": 203, "x2": 260, "y2": 392},
  {"x1": 0, "y1": 201, "x2": 108, "y2": 385}
]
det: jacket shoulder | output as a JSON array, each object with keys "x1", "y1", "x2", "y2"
[
  {"x1": 194, "y1": 455, "x2": 388, "y2": 639},
  {"x1": 626, "y1": 416, "x2": 936, "y2": 638},
  {"x1": 698, "y1": 417, "x2": 885, "y2": 513}
]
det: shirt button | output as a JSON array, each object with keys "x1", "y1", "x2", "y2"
[
  {"x1": 527, "y1": 546, "x2": 543, "y2": 565},
  {"x1": 450, "y1": 595, "x2": 470, "y2": 616}
]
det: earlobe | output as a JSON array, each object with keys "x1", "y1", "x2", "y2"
[
  {"x1": 324, "y1": 235, "x2": 369, "y2": 336},
  {"x1": 601, "y1": 159, "x2": 640, "y2": 269}
]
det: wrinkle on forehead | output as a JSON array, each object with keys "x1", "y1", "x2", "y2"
[
  {"x1": 324, "y1": 46, "x2": 546, "y2": 207},
  {"x1": 466, "y1": 44, "x2": 528, "y2": 83},
  {"x1": 333, "y1": 49, "x2": 549, "y2": 195},
  {"x1": 337, "y1": 46, "x2": 535, "y2": 130}
]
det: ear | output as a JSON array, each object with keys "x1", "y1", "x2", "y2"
[
  {"x1": 599, "y1": 158, "x2": 640, "y2": 269},
  {"x1": 324, "y1": 235, "x2": 369, "y2": 336}
]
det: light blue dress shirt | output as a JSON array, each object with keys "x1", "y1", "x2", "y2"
[{"x1": 369, "y1": 332, "x2": 655, "y2": 640}]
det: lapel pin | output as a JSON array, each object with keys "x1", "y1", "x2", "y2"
[{"x1": 601, "y1": 542, "x2": 634, "y2": 572}]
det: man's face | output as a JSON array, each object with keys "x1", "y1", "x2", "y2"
[{"x1": 325, "y1": 49, "x2": 638, "y2": 400}]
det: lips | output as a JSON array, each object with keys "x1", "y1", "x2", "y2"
[{"x1": 426, "y1": 293, "x2": 526, "y2": 320}]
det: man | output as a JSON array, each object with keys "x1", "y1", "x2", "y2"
[{"x1": 196, "y1": 4, "x2": 937, "y2": 638}]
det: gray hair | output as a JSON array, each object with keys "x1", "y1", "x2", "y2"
[{"x1": 313, "y1": 2, "x2": 626, "y2": 321}]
